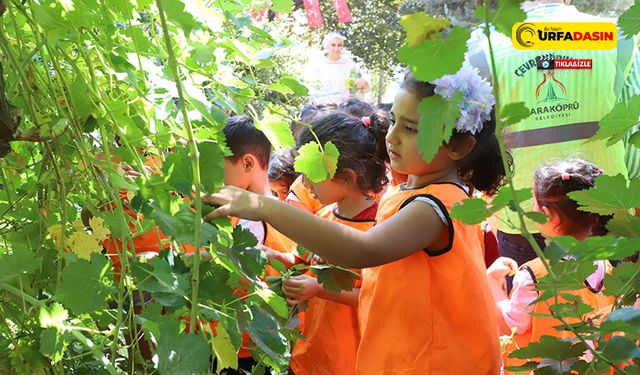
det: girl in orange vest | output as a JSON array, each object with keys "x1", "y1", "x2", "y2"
[
  {"x1": 280, "y1": 112, "x2": 389, "y2": 375},
  {"x1": 203, "y1": 67, "x2": 504, "y2": 374},
  {"x1": 486, "y1": 158, "x2": 615, "y2": 372}
]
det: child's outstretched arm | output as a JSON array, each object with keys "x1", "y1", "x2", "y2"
[
  {"x1": 486, "y1": 257, "x2": 517, "y2": 335},
  {"x1": 202, "y1": 186, "x2": 445, "y2": 268},
  {"x1": 282, "y1": 275, "x2": 359, "y2": 307}
]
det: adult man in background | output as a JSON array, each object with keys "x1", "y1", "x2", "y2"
[{"x1": 467, "y1": 0, "x2": 640, "y2": 290}]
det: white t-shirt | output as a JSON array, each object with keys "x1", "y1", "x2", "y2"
[{"x1": 305, "y1": 55, "x2": 367, "y2": 104}]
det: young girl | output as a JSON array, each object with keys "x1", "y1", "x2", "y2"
[
  {"x1": 281, "y1": 112, "x2": 388, "y2": 375},
  {"x1": 268, "y1": 148, "x2": 300, "y2": 201},
  {"x1": 203, "y1": 67, "x2": 504, "y2": 374},
  {"x1": 487, "y1": 158, "x2": 615, "y2": 370}
]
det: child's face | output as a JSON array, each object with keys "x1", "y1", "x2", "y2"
[
  {"x1": 326, "y1": 37, "x2": 343, "y2": 60},
  {"x1": 387, "y1": 88, "x2": 453, "y2": 176},
  {"x1": 303, "y1": 174, "x2": 346, "y2": 205},
  {"x1": 270, "y1": 179, "x2": 290, "y2": 201}
]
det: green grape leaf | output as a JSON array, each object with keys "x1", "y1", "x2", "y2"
[
  {"x1": 398, "y1": 27, "x2": 470, "y2": 83},
  {"x1": 198, "y1": 141, "x2": 225, "y2": 193},
  {"x1": 628, "y1": 130, "x2": 640, "y2": 148},
  {"x1": 606, "y1": 212, "x2": 640, "y2": 238},
  {"x1": 198, "y1": 262, "x2": 234, "y2": 302},
  {"x1": 40, "y1": 328, "x2": 68, "y2": 363},
  {"x1": 475, "y1": 0, "x2": 527, "y2": 38},
  {"x1": 278, "y1": 76, "x2": 309, "y2": 96},
  {"x1": 256, "y1": 105, "x2": 295, "y2": 153},
  {"x1": 269, "y1": 0, "x2": 293, "y2": 13},
  {"x1": 601, "y1": 336, "x2": 640, "y2": 363},
  {"x1": 490, "y1": 187, "x2": 532, "y2": 212},
  {"x1": 163, "y1": 0, "x2": 199, "y2": 37},
  {"x1": 157, "y1": 316, "x2": 211, "y2": 375},
  {"x1": 600, "y1": 306, "x2": 640, "y2": 334},
  {"x1": 308, "y1": 264, "x2": 359, "y2": 294},
  {"x1": 450, "y1": 198, "x2": 491, "y2": 224},
  {"x1": 417, "y1": 91, "x2": 464, "y2": 162},
  {"x1": 227, "y1": 226, "x2": 266, "y2": 281},
  {"x1": 55, "y1": 253, "x2": 112, "y2": 314},
  {"x1": 568, "y1": 174, "x2": 640, "y2": 215},
  {"x1": 212, "y1": 324, "x2": 238, "y2": 373},
  {"x1": 243, "y1": 304, "x2": 287, "y2": 360},
  {"x1": 69, "y1": 76, "x2": 96, "y2": 119},
  {"x1": 500, "y1": 102, "x2": 530, "y2": 127},
  {"x1": 549, "y1": 299, "x2": 593, "y2": 319},
  {"x1": 39, "y1": 303, "x2": 68, "y2": 329},
  {"x1": 509, "y1": 335, "x2": 588, "y2": 361},
  {"x1": 294, "y1": 141, "x2": 339, "y2": 183},
  {"x1": 603, "y1": 262, "x2": 639, "y2": 297},
  {"x1": 0, "y1": 246, "x2": 42, "y2": 282},
  {"x1": 131, "y1": 257, "x2": 190, "y2": 299},
  {"x1": 255, "y1": 287, "x2": 288, "y2": 319},
  {"x1": 593, "y1": 94, "x2": 640, "y2": 145},
  {"x1": 523, "y1": 211, "x2": 548, "y2": 224},
  {"x1": 618, "y1": 1, "x2": 640, "y2": 38},
  {"x1": 163, "y1": 146, "x2": 193, "y2": 195},
  {"x1": 151, "y1": 204, "x2": 218, "y2": 246},
  {"x1": 399, "y1": 12, "x2": 450, "y2": 47}
]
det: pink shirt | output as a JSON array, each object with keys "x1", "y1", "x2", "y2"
[{"x1": 500, "y1": 259, "x2": 607, "y2": 334}]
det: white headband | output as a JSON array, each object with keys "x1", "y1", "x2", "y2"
[{"x1": 322, "y1": 32, "x2": 346, "y2": 50}]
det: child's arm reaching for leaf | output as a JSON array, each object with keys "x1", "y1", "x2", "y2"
[{"x1": 282, "y1": 275, "x2": 359, "y2": 308}]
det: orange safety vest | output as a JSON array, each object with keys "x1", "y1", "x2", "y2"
[
  {"x1": 286, "y1": 175, "x2": 324, "y2": 214},
  {"x1": 503, "y1": 258, "x2": 614, "y2": 372},
  {"x1": 356, "y1": 183, "x2": 501, "y2": 374},
  {"x1": 290, "y1": 203, "x2": 376, "y2": 375}
]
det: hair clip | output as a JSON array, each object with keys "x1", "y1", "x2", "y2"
[
  {"x1": 597, "y1": 168, "x2": 605, "y2": 174},
  {"x1": 361, "y1": 116, "x2": 372, "y2": 128},
  {"x1": 561, "y1": 173, "x2": 571, "y2": 181}
]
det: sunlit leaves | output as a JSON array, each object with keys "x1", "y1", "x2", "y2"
[
  {"x1": 131, "y1": 256, "x2": 190, "y2": 307},
  {"x1": 294, "y1": 141, "x2": 339, "y2": 183},
  {"x1": 243, "y1": 304, "x2": 288, "y2": 361},
  {"x1": 157, "y1": 316, "x2": 211, "y2": 375},
  {"x1": 399, "y1": 13, "x2": 450, "y2": 47},
  {"x1": 568, "y1": 174, "x2": 640, "y2": 215},
  {"x1": 398, "y1": 27, "x2": 470, "y2": 83},
  {"x1": 256, "y1": 105, "x2": 296, "y2": 153},
  {"x1": 593, "y1": 94, "x2": 640, "y2": 145},
  {"x1": 212, "y1": 325, "x2": 238, "y2": 373},
  {"x1": 509, "y1": 335, "x2": 588, "y2": 361},
  {"x1": 450, "y1": 198, "x2": 491, "y2": 224},
  {"x1": 500, "y1": 102, "x2": 530, "y2": 127},
  {"x1": 417, "y1": 91, "x2": 463, "y2": 163},
  {"x1": 55, "y1": 254, "x2": 112, "y2": 314},
  {"x1": 162, "y1": 0, "x2": 199, "y2": 37},
  {"x1": 150, "y1": 204, "x2": 218, "y2": 246},
  {"x1": 618, "y1": 1, "x2": 640, "y2": 38},
  {"x1": 308, "y1": 264, "x2": 359, "y2": 294},
  {"x1": 39, "y1": 303, "x2": 69, "y2": 329},
  {"x1": 475, "y1": 0, "x2": 527, "y2": 37}
]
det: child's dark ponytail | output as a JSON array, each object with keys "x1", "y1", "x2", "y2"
[
  {"x1": 297, "y1": 112, "x2": 390, "y2": 194},
  {"x1": 454, "y1": 111, "x2": 510, "y2": 196}
]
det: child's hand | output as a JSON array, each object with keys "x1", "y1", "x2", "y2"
[
  {"x1": 201, "y1": 186, "x2": 266, "y2": 222},
  {"x1": 282, "y1": 275, "x2": 320, "y2": 306},
  {"x1": 487, "y1": 257, "x2": 517, "y2": 292},
  {"x1": 259, "y1": 245, "x2": 296, "y2": 268}
]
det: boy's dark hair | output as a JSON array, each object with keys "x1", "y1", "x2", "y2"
[
  {"x1": 338, "y1": 98, "x2": 377, "y2": 118},
  {"x1": 297, "y1": 112, "x2": 390, "y2": 194},
  {"x1": 223, "y1": 115, "x2": 271, "y2": 169},
  {"x1": 534, "y1": 158, "x2": 610, "y2": 236},
  {"x1": 401, "y1": 72, "x2": 509, "y2": 196},
  {"x1": 268, "y1": 148, "x2": 299, "y2": 188}
]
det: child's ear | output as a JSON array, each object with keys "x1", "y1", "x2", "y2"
[
  {"x1": 241, "y1": 154, "x2": 255, "y2": 172},
  {"x1": 338, "y1": 168, "x2": 358, "y2": 186},
  {"x1": 539, "y1": 205, "x2": 556, "y2": 224},
  {"x1": 447, "y1": 134, "x2": 477, "y2": 161}
]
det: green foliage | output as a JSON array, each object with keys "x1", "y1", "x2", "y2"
[
  {"x1": 308, "y1": 264, "x2": 359, "y2": 294},
  {"x1": 475, "y1": 0, "x2": 527, "y2": 37},
  {"x1": 398, "y1": 27, "x2": 470, "y2": 83},
  {"x1": 618, "y1": 0, "x2": 640, "y2": 37},
  {"x1": 55, "y1": 254, "x2": 113, "y2": 315},
  {"x1": 593, "y1": 94, "x2": 640, "y2": 146},
  {"x1": 500, "y1": 102, "x2": 531, "y2": 127},
  {"x1": 416, "y1": 91, "x2": 463, "y2": 162},
  {"x1": 568, "y1": 174, "x2": 640, "y2": 215},
  {"x1": 294, "y1": 140, "x2": 339, "y2": 183}
]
